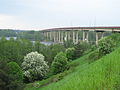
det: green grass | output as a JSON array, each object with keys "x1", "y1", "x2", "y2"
[{"x1": 25, "y1": 47, "x2": 120, "y2": 90}]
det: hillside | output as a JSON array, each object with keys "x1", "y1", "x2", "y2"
[{"x1": 25, "y1": 45, "x2": 120, "y2": 90}]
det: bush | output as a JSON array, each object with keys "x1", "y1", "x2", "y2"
[
  {"x1": 98, "y1": 37, "x2": 115, "y2": 56},
  {"x1": 0, "y1": 61, "x2": 24, "y2": 90},
  {"x1": 22, "y1": 52, "x2": 49, "y2": 82},
  {"x1": 65, "y1": 48, "x2": 75, "y2": 61},
  {"x1": 73, "y1": 42, "x2": 91, "y2": 59},
  {"x1": 51, "y1": 52, "x2": 68, "y2": 74},
  {"x1": 0, "y1": 69, "x2": 10, "y2": 90},
  {"x1": 63, "y1": 39, "x2": 74, "y2": 48},
  {"x1": 34, "y1": 43, "x2": 65, "y2": 65},
  {"x1": 6, "y1": 62, "x2": 23, "y2": 82}
]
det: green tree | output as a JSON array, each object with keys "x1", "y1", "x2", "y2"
[
  {"x1": 0, "y1": 60, "x2": 24, "y2": 90},
  {"x1": 63, "y1": 39, "x2": 74, "y2": 48},
  {"x1": 98, "y1": 37, "x2": 115, "y2": 56},
  {"x1": 48, "y1": 44, "x2": 65, "y2": 64},
  {"x1": 0, "y1": 38, "x2": 33, "y2": 65},
  {"x1": 65, "y1": 48, "x2": 75, "y2": 61},
  {"x1": 51, "y1": 52, "x2": 68, "y2": 74},
  {"x1": 6, "y1": 62, "x2": 23, "y2": 82},
  {"x1": 73, "y1": 41, "x2": 91, "y2": 59},
  {"x1": 34, "y1": 43, "x2": 65, "y2": 65}
]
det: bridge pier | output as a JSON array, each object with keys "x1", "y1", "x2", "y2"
[
  {"x1": 95, "y1": 31, "x2": 104, "y2": 45},
  {"x1": 65, "y1": 31, "x2": 68, "y2": 41},
  {"x1": 68, "y1": 31, "x2": 71, "y2": 40},
  {"x1": 96, "y1": 32, "x2": 99, "y2": 45},
  {"x1": 83, "y1": 30, "x2": 89, "y2": 43},
  {"x1": 72, "y1": 31, "x2": 75, "y2": 43},
  {"x1": 49, "y1": 32, "x2": 52, "y2": 41},
  {"x1": 76, "y1": 31, "x2": 79, "y2": 43},
  {"x1": 58, "y1": 31, "x2": 61, "y2": 42},
  {"x1": 83, "y1": 30, "x2": 85, "y2": 41},
  {"x1": 56, "y1": 31, "x2": 58, "y2": 42},
  {"x1": 53, "y1": 31, "x2": 56, "y2": 42},
  {"x1": 61, "y1": 31, "x2": 64, "y2": 43},
  {"x1": 47, "y1": 32, "x2": 49, "y2": 41},
  {"x1": 44, "y1": 32, "x2": 47, "y2": 41}
]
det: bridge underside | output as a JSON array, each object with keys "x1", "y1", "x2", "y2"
[{"x1": 41, "y1": 27, "x2": 120, "y2": 45}]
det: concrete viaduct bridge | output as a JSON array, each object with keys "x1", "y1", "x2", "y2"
[{"x1": 41, "y1": 26, "x2": 120, "y2": 44}]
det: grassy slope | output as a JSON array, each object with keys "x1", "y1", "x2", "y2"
[{"x1": 25, "y1": 47, "x2": 120, "y2": 90}]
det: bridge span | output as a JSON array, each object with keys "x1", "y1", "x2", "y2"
[{"x1": 41, "y1": 26, "x2": 120, "y2": 44}]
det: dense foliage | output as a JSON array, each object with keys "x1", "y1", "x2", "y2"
[
  {"x1": 0, "y1": 60, "x2": 24, "y2": 90},
  {"x1": 17, "y1": 31, "x2": 44, "y2": 41},
  {"x1": 63, "y1": 40, "x2": 74, "y2": 48},
  {"x1": 51, "y1": 52, "x2": 68, "y2": 74},
  {"x1": 98, "y1": 37, "x2": 115, "y2": 56},
  {"x1": 73, "y1": 42, "x2": 91, "y2": 59},
  {"x1": 34, "y1": 42, "x2": 65, "y2": 65},
  {"x1": 0, "y1": 37, "x2": 33, "y2": 65},
  {"x1": 22, "y1": 52, "x2": 49, "y2": 82},
  {"x1": 6, "y1": 62, "x2": 24, "y2": 82},
  {"x1": 65, "y1": 48, "x2": 75, "y2": 61},
  {"x1": 0, "y1": 30, "x2": 17, "y2": 37}
]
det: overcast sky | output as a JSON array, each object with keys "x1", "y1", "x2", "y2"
[{"x1": 0, "y1": 0, "x2": 120, "y2": 30}]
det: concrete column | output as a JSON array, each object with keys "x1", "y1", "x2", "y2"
[
  {"x1": 46, "y1": 32, "x2": 49, "y2": 41},
  {"x1": 61, "y1": 31, "x2": 64, "y2": 43},
  {"x1": 86, "y1": 32, "x2": 89, "y2": 43},
  {"x1": 58, "y1": 31, "x2": 61, "y2": 42},
  {"x1": 49, "y1": 32, "x2": 52, "y2": 41},
  {"x1": 73, "y1": 31, "x2": 75, "y2": 43},
  {"x1": 68, "y1": 31, "x2": 71, "y2": 40},
  {"x1": 83, "y1": 31, "x2": 85, "y2": 41},
  {"x1": 76, "y1": 31, "x2": 79, "y2": 43},
  {"x1": 65, "y1": 31, "x2": 67, "y2": 41},
  {"x1": 56, "y1": 31, "x2": 58, "y2": 42},
  {"x1": 44, "y1": 32, "x2": 47, "y2": 41},
  {"x1": 53, "y1": 31, "x2": 56, "y2": 42},
  {"x1": 56, "y1": 32, "x2": 58, "y2": 42},
  {"x1": 47, "y1": 32, "x2": 49, "y2": 41},
  {"x1": 96, "y1": 32, "x2": 99, "y2": 45},
  {"x1": 101, "y1": 32, "x2": 104, "y2": 39},
  {"x1": 43, "y1": 32, "x2": 45, "y2": 41},
  {"x1": 57, "y1": 31, "x2": 59, "y2": 42}
]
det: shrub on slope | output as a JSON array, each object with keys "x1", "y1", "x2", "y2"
[
  {"x1": 98, "y1": 33, "x2": 120, "y2": 56},
  {"x1": 51, "y1": 52, "x2": 68, "y2": 75}
]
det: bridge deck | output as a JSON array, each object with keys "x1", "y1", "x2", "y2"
[{"x1": 41, "y1": 26, "x2": 120, "y2": 32}]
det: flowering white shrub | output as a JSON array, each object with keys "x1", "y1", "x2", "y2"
[{"x1": 22, "y1": 52, "x2": 49, "y2": 81}]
